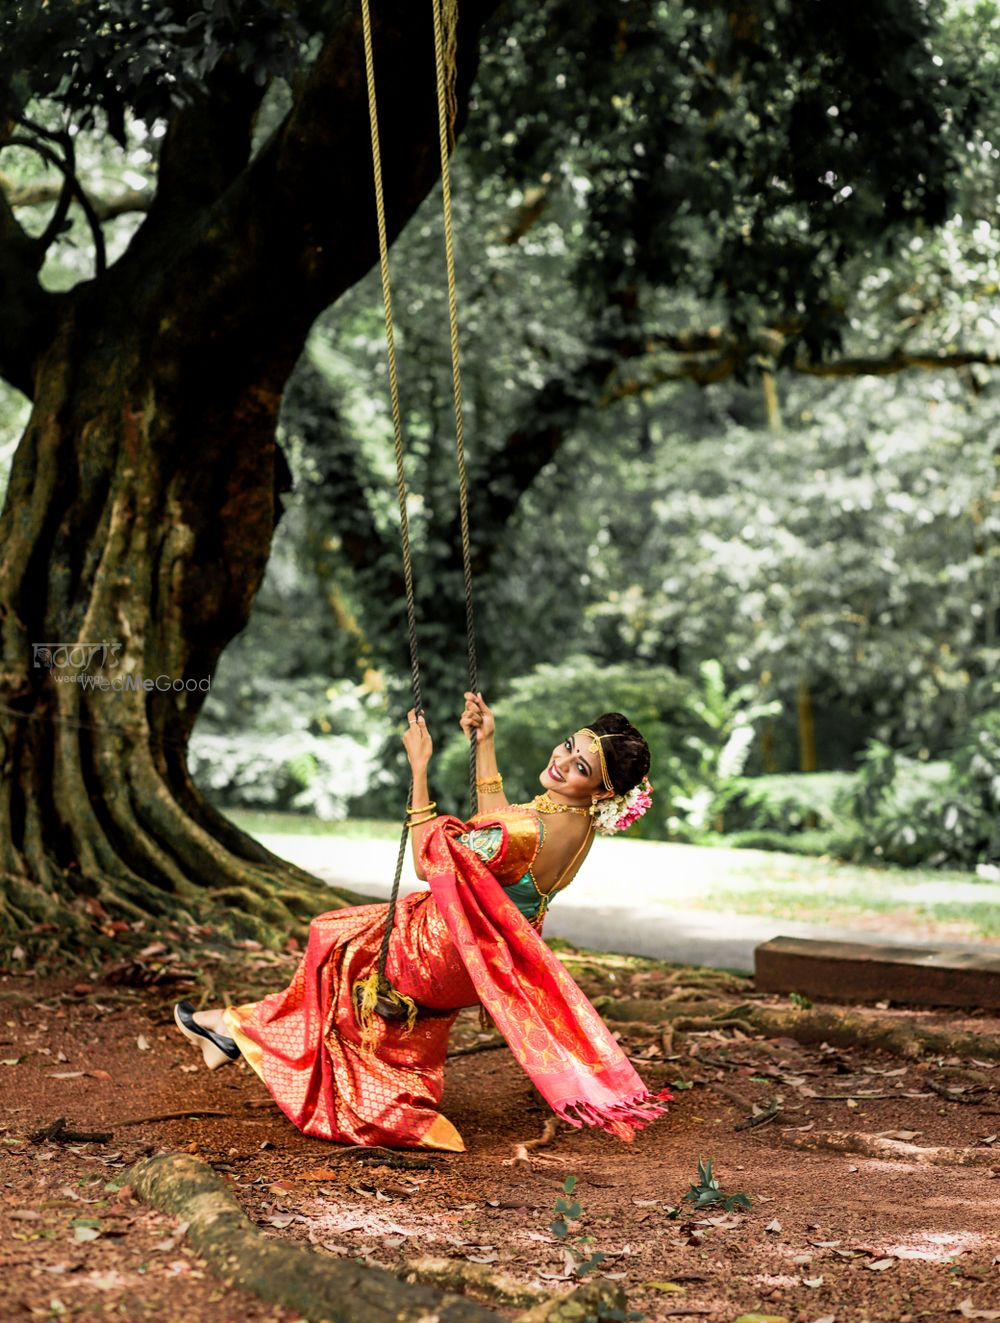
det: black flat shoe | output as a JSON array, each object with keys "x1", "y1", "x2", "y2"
[{"x1": 173, "y1": 1001, "x2": 240, "y2": 1070}]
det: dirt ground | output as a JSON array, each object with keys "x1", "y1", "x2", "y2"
[{"x1": 1, "y1": 942, "x2": 998, "y2": 1322}]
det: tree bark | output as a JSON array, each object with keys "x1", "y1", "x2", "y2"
[{"x1": 0, "y1": 0, "x2": 502, "y2": 955}]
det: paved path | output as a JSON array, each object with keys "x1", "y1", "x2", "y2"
[{"x1": 257, "y1": 832, "x2": 998, "y2": 973}]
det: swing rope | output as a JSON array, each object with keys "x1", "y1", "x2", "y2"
[
  {"x1": 355, "y1": 0, "x2": 478, "y2": 1031},
  {"x1": 430, "y1": 0, "x2": 481, "y2": 808}
]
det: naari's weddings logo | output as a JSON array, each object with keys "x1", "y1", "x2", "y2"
[
  {"x1": 32, "y1": 641, "x2": 210, "y2": 693},
  {"x1": 33, "y1": 641, "x2": 122, "y2": 672}
]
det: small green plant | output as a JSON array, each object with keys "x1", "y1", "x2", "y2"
[
  {"x1": 789, "y1": 991, "x2": 813, "y2": 1010},
  {"x1": 550, "y1": 1176, "x2": 607, "y2": 1279},
  {"x1": 681, "y1": 1157, "x2": 752, "y2": 1213}
]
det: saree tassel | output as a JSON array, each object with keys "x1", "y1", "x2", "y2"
[
  {"x1": 352, "y1": 969, "x2": 418, "y2": 1055},
  {"x1": 553, "y1": 1088, "x2": 673, "y2": 1139}
]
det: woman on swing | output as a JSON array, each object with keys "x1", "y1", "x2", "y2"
[{"x1": 174, "y1": 693, "x2": 667, "y2": 1152}]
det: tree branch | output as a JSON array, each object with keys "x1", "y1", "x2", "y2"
[
  {"x1": 1, "y1": 173, "x2": 151, "y2": 222},
  {"x1": 4, "y1": 134, "x2": 106, "y2": 273},
  {"x1": 140, "y1": 0, "x2": 503, "y2": 391},
  {"x1": 605, "y1": 333, "x2": 1000, "y2": 395}
]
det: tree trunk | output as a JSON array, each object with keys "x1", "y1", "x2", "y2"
[
  {"x1": 796, "y1": 677, "x2": 817, "y2": 774},
  {"x1": 0, "y1": 312, "x2": 346, "y2": 954},
  {"x1": 0, "y1": 0, "x2": 503, "y2": 958}
]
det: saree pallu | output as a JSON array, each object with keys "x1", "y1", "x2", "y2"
[{"x1": 224, "y1": 807, "x2": 669, "y2": 1150}]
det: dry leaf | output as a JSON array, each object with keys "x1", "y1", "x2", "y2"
[
  {"x1": 88, "y1": 1069, "x2": 113, "y2": 1082},
  {"x1": 267, "y1": 1214, "x2": 294, "y2": 1229},
  {"x1": 136, "y1": 1035, "x2": 151, "y2": 1052},
  {"x1": 733, "y1": 1315, "x2": 788, "y2": 1323},
  {"x1": 957, "y1": 1300, "x2": 1000, "y2": 1321},
  {"x1": 73, "y1": 1226, "x2": 101, "y2": 1243},
  {"x1": 644, "y1": 1282, "x2": 687, "y2": 1294},
  {"x1": 87, "y1": 1270, "x2": 128, "y2": 1291},
  {"x1": 765, "y1": 1219, "x2": 782, "y2": 1233},
  {"x1": 11, "y1": 1209, "x2": 42, "y2": 1221},
  {"x1": 865, "y1": 1258, "x2": 895, "y2": 1272},
  {"x1": 876, "y1": 1130, "x2": 920, "y2": 1142},
  {"x1": 48, "y1": 1071, "x2": 84, "y2": 1080},
  {"x1": 802, "y1": 1277, "x2": 824, "y2": 1288}
]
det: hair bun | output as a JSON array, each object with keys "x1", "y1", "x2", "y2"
[{"x1": 587, "y1": 712, "x2": 651, "y2": 795}]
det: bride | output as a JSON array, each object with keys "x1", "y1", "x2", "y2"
[{"x1": 174, "y1": 692, "x2": 666, "y2": 1152}]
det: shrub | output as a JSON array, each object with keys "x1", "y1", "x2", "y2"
[
  {"x1": 189, "y1": 676, "x2": 392, "y2": 820},
  {"x1": 832, "y1": 715, "x2": 1000, "y2": 868},
  {"x1": 435, "y1": 656, "x2": 709, "y2": 837}
]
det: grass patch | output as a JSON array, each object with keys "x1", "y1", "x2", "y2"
[
  {"x1": 227, "y1": 809, "x2": 400, "y2": 841},
  {"x1": 691, "y1": 886, "x2": 1000, "y2": 939}
]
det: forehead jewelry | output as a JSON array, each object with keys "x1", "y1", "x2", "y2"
[{"x1": 580, "y1": 728, "x2": 627, "y2": 794}]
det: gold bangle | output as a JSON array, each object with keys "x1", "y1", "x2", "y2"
[
  {"x1": 407, "y1": 813, "x2": 438, "y2": 830},
  {"x1": 406, "y1": 801, "x2": 437, "y2": 814},
  {"x1": 475, "y1": 775, "x2": 502, "y2": 793}
]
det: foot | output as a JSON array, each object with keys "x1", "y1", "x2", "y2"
[{"x1": 173, "y1": 1001, "x2": 239, "y2": 1070}]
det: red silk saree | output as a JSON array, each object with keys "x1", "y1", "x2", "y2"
[{"x1": 224, "y1": 806, "x2": 669, "y2": 1151}]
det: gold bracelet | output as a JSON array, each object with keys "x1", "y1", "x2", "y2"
[
  {"x1": 406, "y1": 801, "x2": 438, "y2": 814},
  {"x1": 407, "y1": 812, "x2": 438, "y2": 830},
  {"x1": 475, "y1": 775, "x2": 503, "y2": 794}
]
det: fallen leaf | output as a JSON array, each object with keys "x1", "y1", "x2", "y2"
[
  {"x1": 48, "y1": 1072, "x2": 84, "y2": 1080},
  {"x1": 11, "y1": 1209, "x2": 42, "y2": 1221},
  {"x1": 297, "y1": 1168, "x2": 341, "y2": 1181},
  {"x1": 73, "y1": 1226, "x2": 101, "y2": 1243},
  {"x1": 267, "y1": 1215, "x2": 294, "y2": 1229},
  {"x1": 644, "y1": 1282, "x2": 686, "y2": 1294},
  {"x1": 958, "y1": 1300, "x2": 1000, "y2": 1321},
  {"x1": 764, "y1": 1219, "x2": 782, "y2": 1233},
  {"x1": 876, "y1": 1130, "x2": 920, "y2": 1142},
  {"x1": 88, "y1": 1069, "x2": 113, "y2": 1082},
  {"x1": 136, "y1": 1035, "x2": 151, "y2": 1052},
  {"x1": 865, "y1": 1259, "x2": 895, "y2": 1272},
  {"x1": 87, "y1": 1270, "x2": 128, "y2": 1291},
  {"x1": 733, "y1": 1315, "x2": 787, "y2": 1323},
  {"x1": 809, "y1": 1316, "x2": 837, "y2": 1323},
  {"x1": 1, "y1": 1058, "x2": 22, "y2": 1067},
  {"x1": 802, "y1": 1277, "x2": 824, "y2": 1288}
]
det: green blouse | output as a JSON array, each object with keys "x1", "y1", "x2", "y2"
[{"x1": 456, "y1": 819, "x2": 554, "y2": 926}]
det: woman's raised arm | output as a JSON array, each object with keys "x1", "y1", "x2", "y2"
[
  {"x1": 403, "y1": 709, "x2": 437, "y2": 879},
  {"x1": 460, "y1": 692, "x2": 509, "y2": 811}
]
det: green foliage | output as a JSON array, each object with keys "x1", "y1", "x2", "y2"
[
  {"x1": 189, "y1": 676, "x2": 391, "y2": 820},
  {"x1": 435, "y1": 656, "x2": 708, "y2": 830},
  {"x1": 668, "y1": 660, "x2": 781, "y2": 836},
  {"x1": 680, "y1": 1157, "x2": 751, "y2": 1213},
  {"x1": 466, "y1": 0, "x2": 967, "y2": 360},
  {"x1": 717, "y1": 771, "x2": 858, "y2": 835},
  {"x1": 833, "y1": 707, "x2": 1000, "y2": 867},
  {"x1": 549, "y1": 1175, "x2": 607, "y2": 1280},
  {"x1": 1, "y1": 0, "x2": 327, "y2": 141},
  {"x1": 714, "y1": 828, "x2": 838, "y2": 858}
]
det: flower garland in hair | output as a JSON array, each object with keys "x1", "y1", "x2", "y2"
[{"x1": 591, "y1": 776, "x2": 653, "y2": 836}]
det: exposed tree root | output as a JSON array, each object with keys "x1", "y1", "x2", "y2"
[
  {"x1": 600, "y1": 996, "x2": 1000, "y2": 1060},
  {"x1": 507, "y1": 1117, "x2": 561, "y2": 1166},
  {"x1": 128, "y1": 1152, "x2": 630, "y2": 1323},
  {"x1": 404, "y1": 1257, "x2": 545, "y2": 1308},
  {"x1": 128, "y1": 1152, "x2": 500, "y2": 1323},
  {"x1": 781, "y1": 1130, "x2": 999, "y2": 1166},
  {"x1": 516, "y1": 1279, "x2": 628, "y2": 1323}
]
